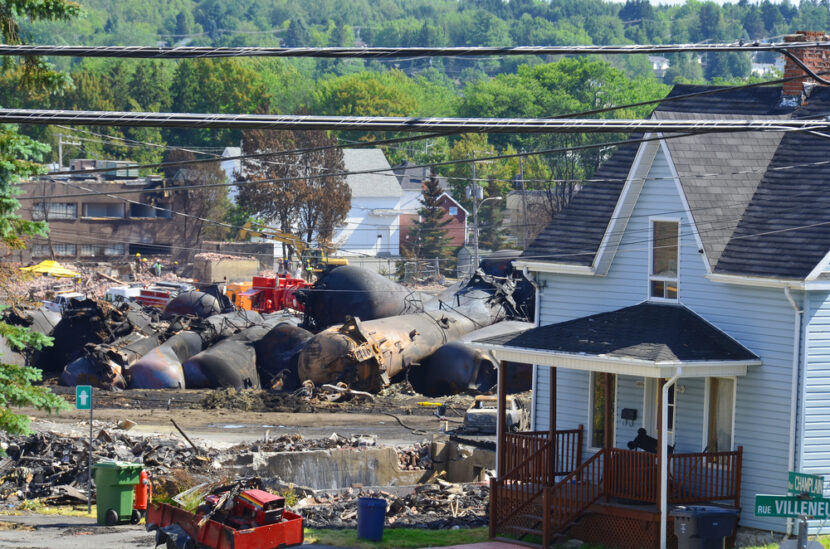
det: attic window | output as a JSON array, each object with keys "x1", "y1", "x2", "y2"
[{"x1": 650, "y1": 220, "x2": 679, "y2": 300}]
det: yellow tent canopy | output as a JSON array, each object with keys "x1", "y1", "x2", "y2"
[{"x1": 20, "y1": 260, "x2": 81, "y2": 278}]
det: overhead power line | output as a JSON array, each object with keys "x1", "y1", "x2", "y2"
[
  {"x1": 1, "y1": 41, "x2": 828, "y2": 59},
  {"x1": 42, "y1": 67, "x2": 830, "y2": 179},
  {"x1": 4, "y1": 108, "x2": 829, "y2": 133}
]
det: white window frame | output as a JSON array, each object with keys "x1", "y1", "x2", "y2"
[
  {"x1": 648, "y1": 217, "x2": 681, "y2": 302},
  {"x1": 588, "y1": 372, "x2": 618, "y2": 451},
  {"x1": 702, "y1": 376, "x2": 737, "y2": 453}
]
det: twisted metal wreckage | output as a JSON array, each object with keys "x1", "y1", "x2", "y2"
[{"x1": 4, "y1": 257, "x2": 534, "y2": 396}]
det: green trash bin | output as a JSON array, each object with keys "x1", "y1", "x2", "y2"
[{"x1": 93, "y1": 461, "x2": 142, "y2": 526}]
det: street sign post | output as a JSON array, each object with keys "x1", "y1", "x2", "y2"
[
  {"x1": 789, "y1": 472, "x2": 825, "y2": 498},
  {"x1": 76, "y1": 385, "x2": 93, "y2": 513}
]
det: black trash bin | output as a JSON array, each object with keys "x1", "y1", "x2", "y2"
[{"x1": 671, "y1": 505, "x2": 739, "y2": 549}]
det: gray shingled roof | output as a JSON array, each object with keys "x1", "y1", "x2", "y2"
[
  {"x1": 657, "y1": 112, "x2": 786, "y2": 267},
  {"x1": 475, "y1": 302, "x2": 758, "y2": 363},
  {"x1": 343, "y1": 149, "x2": 401, "y2": 198},
  {"x1": 523, "y1": 84, "x2": 830, "y2": 279}
]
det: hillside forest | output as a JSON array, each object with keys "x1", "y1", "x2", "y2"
[{"x1": 7, "y1": 0, "x2": 826, "y2": 244}]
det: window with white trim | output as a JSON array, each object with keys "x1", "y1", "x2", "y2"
[{"x1": 650, "y1": 220, "x2": 679, "y2": 300}]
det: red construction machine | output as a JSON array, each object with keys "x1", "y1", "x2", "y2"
[{"x1": 233, "y1": 275, "x2": 309, "y2": 314}]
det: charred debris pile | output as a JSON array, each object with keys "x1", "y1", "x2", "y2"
[
  {"x1": 0, "y1": 428, "x2": 431, "y2": 507},
  {"x1": 297, "y1": 483, "x2": 488, "y2": 530},
  {"x1": 5, "y1": 252, "x2": 534, "y2": 398}
]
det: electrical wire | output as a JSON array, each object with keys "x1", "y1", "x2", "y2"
[
  {"x1": 18, "y1": 125, "x2": 830, "y2": 202},
  {"x1": 1, "y1": 41, "x2": 828, "y2": 59},
  {"x1": 37, "y1": 65, "x2": 830, "y2": 181},
  {"x1": 5, "y1": 108, "x2": 829, "y2": 133}
]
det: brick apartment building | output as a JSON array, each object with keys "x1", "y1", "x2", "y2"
[{"x1": 13, "y1": 159, "x2": 191, "y2": 263}]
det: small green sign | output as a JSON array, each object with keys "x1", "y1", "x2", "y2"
[
  {"x1": 75, "y1": 385, "x2": 92, "y2": 410},
  {"x1": 789, "y1": 472, "x2": 825, "y2": 498},
  {"x1": 755, "y1": 494, "x2": 830, "y2": 518}
]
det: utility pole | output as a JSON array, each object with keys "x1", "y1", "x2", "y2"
[
  {"x1": 57, "y1": 134, "x2": 81, "y2": 169},
  {"x1": 519, "y1": 154, "x2": 528, "y2": 250},
  {"x1": 466, "y1": 154, "x2": 484, "y2": 273}
]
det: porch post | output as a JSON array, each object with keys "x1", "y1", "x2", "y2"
[
  {"x1": 549, "y1": 367, "x2": 556, "y2": 437},
  {"x1": 604, "y1": 372, "x2": 613, "y2": 450},
  {"x1": 549, "y1": 367, "x2": 557, "y2": 485},
  {"x1": 497, "y1": 360, "x2": 507, "y2": 478},
  {"x1": 660, "y1": 368, "x2": 682, "y2": 549},
  {"x1": 656, "y1": 378, "x2": 665, "y2": 505}
]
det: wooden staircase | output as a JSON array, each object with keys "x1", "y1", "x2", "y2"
[{"x1": 491, "y1": 447, "x2": 606, "y2": 547}]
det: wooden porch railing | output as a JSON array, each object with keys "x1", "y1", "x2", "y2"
[
  {"x1": 502, "y1": 426, "x2": 584, "y2": 479},
  {"x1": 669, "y1": 447, "x2": 743, "y2": 506},
  {"x1": 489, "y1": 436, "x2": 555, "y2": 540},
  {"x1": 606, "y1": 446, "x2": 743, "y2": 505},
  {"x1": 607, "y1": 447, "x2": 658, "y2": 503},
  {"x1": 540, "y1": 447, "x2": 606, "y2": 547}
]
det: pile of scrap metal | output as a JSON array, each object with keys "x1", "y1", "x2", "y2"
[
  {"x1": 295, "y1": 253, "x2": 535, "y2": 394},
  {"x1": 0, "y1": 305, "x2": 61, "y2": 367},
  {"x1": 44, "y1": 291, "x2": 300, "y2": 391},
  {"x1": 147, "y1": 478, "x2": 304, "y2": 549},
  {"x1": 41, "y1": 254, "x2": 533, "y2": 397}
]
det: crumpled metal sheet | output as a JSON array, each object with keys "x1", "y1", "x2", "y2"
[
  {"x1": 255, "y1": 322, "x2": 314, "y2": 391},
  {"x1": 59, "y1": 356, "x2": 126, "y2": 389}
]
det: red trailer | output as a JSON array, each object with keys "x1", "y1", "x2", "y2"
[{"x1": 146, "y1": 500, "x2": 303, "y2": 549}]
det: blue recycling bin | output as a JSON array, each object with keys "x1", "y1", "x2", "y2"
[{"x1": 357, "y1": 497, "x2": 387, "y2": 541}]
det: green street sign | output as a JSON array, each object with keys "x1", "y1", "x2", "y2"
[
  {"x1": 789, "y1": 472, "x2": 825, "y2": 498},
  {"x1": 75, "y1": 385, "x2": 92, "y2": 410},
  {"x1": 755, "y1": 494, "x2": 830, "y2": 518}
]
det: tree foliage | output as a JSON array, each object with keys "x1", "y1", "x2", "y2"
[
  {"x1": 404, "y1": 173, "x2": 453, "y2": 261},
  {"x1": 0, "y1": 0, "x2": 78, "y2": 436},
  {"x1": 235, "y1": 128, "x2": 350, "y2": 257},
  {"x1": 163, "y1": 149, "x2": 231, "y2": 248}
]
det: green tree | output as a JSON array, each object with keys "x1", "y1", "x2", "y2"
[
  {"x1": 405, "y1": 173, "x2": 453, "y2": 262},
  {"x1": 0, "y1": 0, "x2": 78, "y2": 435},
  {"x1": 168, "y1": 59, "x2": 269, "y2": 147}
]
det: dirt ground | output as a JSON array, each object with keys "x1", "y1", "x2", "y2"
[
  {"x1": 26, "y1": 385, "x2": 489, "y2": 448},
  {"x1": 26, "y1": 406, "x2": 447, "y2": 448}
]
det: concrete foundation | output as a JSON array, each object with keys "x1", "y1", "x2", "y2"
[
  {"x1": 430, "y1": 438, "x2": 495, "y2": 483},
  {"x1": 193, "y1": 258, "x2": 260, "y2": 283},
  {"x1": 230, "y1": 447, "x2": 425, "y2": 490}
]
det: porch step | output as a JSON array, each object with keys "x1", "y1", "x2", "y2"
[{"x1": 505, "y1": 525, "x2": 544, "y2": 537}]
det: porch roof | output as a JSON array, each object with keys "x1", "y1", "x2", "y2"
[{"x1": 470, "y1": 302, "x2": 761, "y2": 378}]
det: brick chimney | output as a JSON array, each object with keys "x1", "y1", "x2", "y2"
[{"x1": 782, "y1": 31, "x2": 830, "y2": 100}]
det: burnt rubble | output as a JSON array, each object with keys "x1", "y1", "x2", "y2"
[
  {"x1": 0, "y1": 428, "x2": 435, "y2": 509},
  {"x1": 296, "y1": 483, "x2": 489, "y2": 530}
]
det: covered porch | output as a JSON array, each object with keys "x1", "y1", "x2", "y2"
[{"x1": 471, "y1": 303, "x2": 761, "y2": 549}]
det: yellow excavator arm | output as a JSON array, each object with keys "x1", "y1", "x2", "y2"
[{"x1": 236, "y1": 221, "x2": 347, "y2": 270}]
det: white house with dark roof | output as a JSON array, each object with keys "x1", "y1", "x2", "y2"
[
  {"x1": 469, "y1": 32, "x2": 830, "y2": 549},
  {"x1": 332, "y1": 149, "x2": 401, "y2": 257}
]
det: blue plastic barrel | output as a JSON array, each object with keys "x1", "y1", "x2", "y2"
[{"x1": 357, "y1": 497, "x2": 387, "y2": 541}]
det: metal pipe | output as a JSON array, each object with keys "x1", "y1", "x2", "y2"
[
  {"x1": 660, "y1": 367, "x2": 682, "y2": 549},
  {"x1": 784, "y1": 286, "x2": 804, "y2": 538}
]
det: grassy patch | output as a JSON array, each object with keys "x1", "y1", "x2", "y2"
[
  {"x1": 304, "y1": 527, "x2": 489, "y2": 548},
  {"x1": 1, "y1": 501, "x2": 94, "y2": 518}
]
